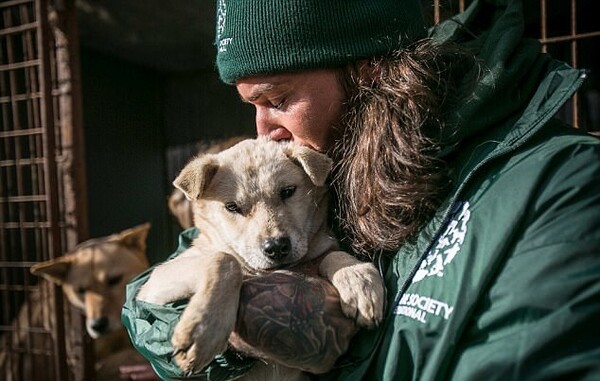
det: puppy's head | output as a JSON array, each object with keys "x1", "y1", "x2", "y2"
[
  {"x1": 167, "y1": 136, "x2": 250, "y2": 229},
  {"x1": 174, "y1": 137, "x2": 334, "y2": 270},
  {"x1": 30, "y1": 223, "x2": 150, "y2": 339}
]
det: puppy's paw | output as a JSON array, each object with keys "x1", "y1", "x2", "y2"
[
  {"x1": 171, "y1": 312, "x2": 231, "y2": 374},
  {"x1": 331, "y1": 262, "x2": 385, "y2": 329}
]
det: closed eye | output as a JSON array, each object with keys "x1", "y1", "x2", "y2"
[
  {"x1": 225, "y1": 201, "x2": 243, "y2": 214},
  {"x1": 271, "y1": 98, "x2": 286, "y2": 110},
  {"x1": 280, "y1": 185, "x2": 296, "y2": 200}
]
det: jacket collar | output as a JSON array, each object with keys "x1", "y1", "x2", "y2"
[{"x1": 430, "y1": 0, "x2": 585, "y2": 156}]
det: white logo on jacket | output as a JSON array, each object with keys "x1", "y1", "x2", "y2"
[
  {"x1": 412, "y1": 201, "x2": 471, "y2": 284},
  {"x1": 394, "y1": 293, "x2": 454, "y2": 323},
  {"x1": 394, "y1": 202, "x2": 469, "y2": 323}
]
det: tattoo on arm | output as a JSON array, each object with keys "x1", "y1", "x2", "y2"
[{"x1": 232, "y1": 270, "x2": 358, "y2": 373}]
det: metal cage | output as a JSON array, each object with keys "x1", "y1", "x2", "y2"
[{"x1": 0, "y1": 0, "x2": 89, "y2": 380}]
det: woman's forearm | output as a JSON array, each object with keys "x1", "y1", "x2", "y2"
[{"x1": 231, "y1": 270, "x2": 359, "y2": 374}]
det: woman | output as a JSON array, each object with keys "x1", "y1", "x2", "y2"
[{"x1": 123, "y1": 0, "x2": 600, "y2": 379}]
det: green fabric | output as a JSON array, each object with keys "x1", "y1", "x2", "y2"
[
  {"x1": 121, "y1": 228, "x2": 256, "y2": 381},
  {"x1": 435, "y1": 0, "x2": 551, "y2": 147},
  {"x1": 319, "y1": 0, "x2": 600, "y2": 379},
  {"x1": 327, "y1": 122, "x2": 600, "y2": 381},
  {"x1": 215, "y1": 0, "x2": 426, "y2": 84}
]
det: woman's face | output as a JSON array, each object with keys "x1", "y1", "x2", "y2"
[{"x1": 236, "y1": 69, "x2": 346, "y2": 152}]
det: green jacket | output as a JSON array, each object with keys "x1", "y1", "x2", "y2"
[
  {"x1": 123, "y1": 0, "x2": 600, "y2": 380},
  {"x1": 324, "y1": 0, "x2": 600, "y2": 380},
  {"x1": 123, "y1": 229, "x2": 256, "y2": 381}
]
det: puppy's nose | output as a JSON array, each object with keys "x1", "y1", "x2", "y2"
[
  {"x1": 261, "y1": 237, "x2": 291, "y2": 260},
  {"x1": 90, "y1": 317, "x2": 109, "y2": 333}
]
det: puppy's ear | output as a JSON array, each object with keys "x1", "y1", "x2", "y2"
[
  {"x1": 173, "y1": 155, "x2": 219, "y2": 200},
  {"x1": 30, "y1": 256, "x2": 74, "y2": 285},
  {"x1": 285, "y1": 145, "x2": 332, "y2": 186}
]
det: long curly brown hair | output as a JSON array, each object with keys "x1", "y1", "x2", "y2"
[{"x1": 331, "y1": 38, "x2": 478, "y2": 256}]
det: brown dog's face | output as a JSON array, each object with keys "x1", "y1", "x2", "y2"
[
  {"x1": 30, "y1": 224, "x2": 150, "y2": 339},
  {"x1": 175, "y1": 138, "x2": 332, "y2": 271}
]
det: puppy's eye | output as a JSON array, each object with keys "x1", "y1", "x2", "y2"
[
  {"x1": 280, "y1": 186, "x2": 296, "y2": 200},
  {"x1": 77, "y1": 287, "x2": 85, "y2": 294},
  {"x1": 224, "y1": 202, "x2": 242, "y2": 214},
  {"x1": 107, "y1": 275, "x2": 123, "y2": 286}
]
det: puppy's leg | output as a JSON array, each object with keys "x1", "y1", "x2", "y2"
[
  {"x1": 137, "y1": 248, "x2": 205, "y2": 304},
  {"x1": 171, "y1": 252, "x2": 243, "y2": 374},
  {"x1": 319, "y1": 251, "x2": 385, "y2": 329}
]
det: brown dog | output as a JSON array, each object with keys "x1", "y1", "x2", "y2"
[
  {"x1": 137, "y1": 137, "x2": 385, "y2": 380},
  {"x1": 29, "y1": 223, "x2": 153, "y2": 380}
]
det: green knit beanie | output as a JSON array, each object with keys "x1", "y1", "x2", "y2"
[{"x1": 215, "y1": 0, "x2": 427, "y2": 84}]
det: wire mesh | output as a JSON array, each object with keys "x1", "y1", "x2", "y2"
[
  {"x1": 537, "y1": 0, "x2": 599, "y2": 132},
  {"x1": 0, "y1": 0, "x2": 88, "y2": 380}
]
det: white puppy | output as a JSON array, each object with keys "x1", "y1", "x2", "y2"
[{"x1": 137, "y1": 137, "x2": 384, "y2": 379}]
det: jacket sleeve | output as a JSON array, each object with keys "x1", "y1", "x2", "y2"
[
  {"x1": 121, "y1": 228, "x2": 256, "y2": 381},
  {"x1": 448, "y1": 138, "x2": 600, "y2": 380}
]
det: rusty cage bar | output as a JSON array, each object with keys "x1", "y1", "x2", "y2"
[{"x1": 0, "y1": 0, "x2": 89, "y2": 380}]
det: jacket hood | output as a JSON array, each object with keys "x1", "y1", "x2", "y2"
[{"x1": 430, "y1": 0, "x2": 584, "y2": 149}]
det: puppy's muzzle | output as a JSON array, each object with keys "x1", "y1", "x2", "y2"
[{"x1": 261, "y1": 236, "x2": 291, "y2": 260}]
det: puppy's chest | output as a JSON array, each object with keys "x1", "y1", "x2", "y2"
[{"x1": 241, "y1": 256, "x2": 322, "y2": 280}]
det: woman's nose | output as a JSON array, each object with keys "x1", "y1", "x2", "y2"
[
  {"x1": 255, "y1": 107, "x2": 274, "y2": 135},
  {"x1": 255, "y1": 108, "x2": 291, "y2": 140}
]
